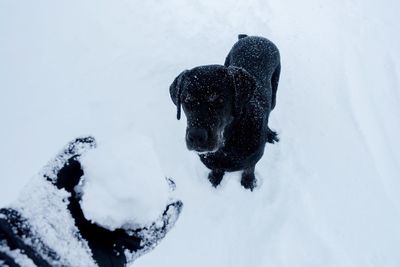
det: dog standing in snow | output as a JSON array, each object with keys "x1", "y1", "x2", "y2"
[{"x1": 170, "y1": 34, "x2": 280, "y2": 190}]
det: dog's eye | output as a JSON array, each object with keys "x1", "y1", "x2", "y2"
[
  {"x1": 183, "y1": 98, "x2": 197, "y2": 109},
  {"x1": 212, "y1": 96, "x2": 224, "y2": 106},
  {"x1": 183, "y1": 97, "x2": 194, "y2": 105},
  {"x1": 209, "y1": 94, "x2": 224, "y2": 105},
  {"x1": 208, "y1": 93, "x2": 219, "y2": 102}
]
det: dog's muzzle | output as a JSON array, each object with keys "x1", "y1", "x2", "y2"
[
  {"x1": 186, "y1": 128, "x2": 208, "y2": 151},
  {"x1": 186, "y1": 127, "x2": 225, "y2": 153}
]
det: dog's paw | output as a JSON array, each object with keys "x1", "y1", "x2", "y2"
[
  {"x1": 208, "y1": 170, "x2": 224, "y2": 187},
  {"x1": 241, "y1": 173, "x2": 257, "y2": 191}
]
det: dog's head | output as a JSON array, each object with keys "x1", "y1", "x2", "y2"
[{"x1": 170, "y1": 65, "x2": 256, "y2": 153}]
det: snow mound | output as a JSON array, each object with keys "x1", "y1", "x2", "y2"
[{"x1": 80, "y1": 134, "x2": 170, "y2": 230}]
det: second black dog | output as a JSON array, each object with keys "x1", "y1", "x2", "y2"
[{"x1": 170, "y1": 34, "x2": 281, "y2": 190}]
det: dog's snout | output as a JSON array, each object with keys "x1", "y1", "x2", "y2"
[{"x1": 187, "y1": 128, "x2": 208, "y2": 148}]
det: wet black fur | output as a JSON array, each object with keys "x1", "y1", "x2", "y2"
[{"x1": 170, "y1": 35, "x2": 281, "y2": 190}]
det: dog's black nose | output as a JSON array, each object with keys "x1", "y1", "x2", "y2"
[{"x1": 186, "y1": 128, "x2": 208, "y2": 148}]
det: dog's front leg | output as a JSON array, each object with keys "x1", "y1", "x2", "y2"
[
  {"x1": 208, "y1": 169, "x2": 225, "y2": 187},
  {"x1": 241, "y1": 166, "x2": 256, "y2": 190}
]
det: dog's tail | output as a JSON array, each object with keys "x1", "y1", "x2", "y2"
[
  {"x1": 238, "y1": 34, "x2": 248, "y2": 40},
  {"x1": 267, "y1": 128, "x2": 279, "y2": 144}
]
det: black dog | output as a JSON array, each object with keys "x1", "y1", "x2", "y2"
[{"x1": 170, "y1": 34, "x2": 280, "y2": 190}]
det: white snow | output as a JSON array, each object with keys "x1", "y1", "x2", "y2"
[
  {"x1": 0, "y1": 246, "x2": 37, "y2": 267},
  {"x1": 80, "y1": 133, "x2": 170, "y2": 229},
  {"x1": 12, "y1": 176, "x2": 97, "y2": 267},
  {"x1": 1, "y1": 0, "x2": 400, "y2": 267}
]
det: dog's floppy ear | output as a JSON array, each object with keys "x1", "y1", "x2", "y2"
[
  {"x1": 228, "y1": 66, "x2": 257, "y2": 117},
  {"x1": 169, "y1": 70, "x2": 189, "y2": 120}
]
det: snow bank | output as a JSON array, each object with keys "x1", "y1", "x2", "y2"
[{"x1": 80, "y1": 133, "x2": 170, "y2": 230}]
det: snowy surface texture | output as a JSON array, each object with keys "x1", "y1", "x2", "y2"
[
  {"x1": 80, "y1": 133, "x2": 170, "y2": 229},
  {"x1": 0, "y1": 245, "x2": 36, "y2": 267},
  {"x1": 1, "y1": 0, "x2": 400, "y2": 267},
  {"x1": 12, "y1": 173, "x2": 96, "y2": 267}
]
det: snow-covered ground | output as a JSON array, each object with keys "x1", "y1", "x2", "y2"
[{"x1": 1, "y1": 0, "x2": 400, "y2": 266}]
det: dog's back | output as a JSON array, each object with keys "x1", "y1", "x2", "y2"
[
  {"x1": 225, "y1": 35, "x2": 281, "y2": 110},
  {"x1": 225, "y1": 35, "x2": 280, "y2": 84}
]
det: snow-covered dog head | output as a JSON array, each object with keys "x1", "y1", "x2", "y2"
[{"x1": 170, "y1": 65, "x2": 256, "y2": 153}]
